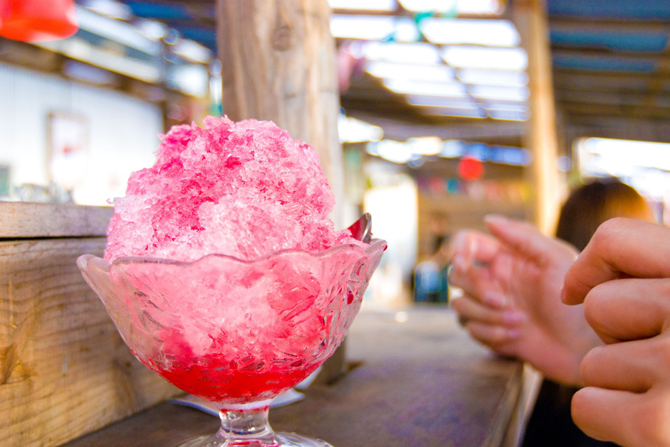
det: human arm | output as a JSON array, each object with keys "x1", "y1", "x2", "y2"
[
  {"x1": 449, "y1": 215, "x2": 601, "y2": 386},
  {"x1": 562, "y1": 217, "x2": 670, "y2": 447}
]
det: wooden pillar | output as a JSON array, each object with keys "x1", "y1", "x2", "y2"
[
  {"x1": 216, "y1": 0, "x2": 344, "y2": 227},
  {"x1": 513, "y1": 0, "x2": 561, "y2": 235}
]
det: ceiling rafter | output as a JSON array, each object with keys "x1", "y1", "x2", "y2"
[{"x1": 560, "y1": 102, "x2": 670, "y2": 120}]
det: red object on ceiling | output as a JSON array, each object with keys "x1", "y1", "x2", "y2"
[
  {"x1": 0, "y1": 0, "x2": 78, "y2": 42},
  {"x1": 458, "y1": 156, "x2": 485, "y2": 181}
]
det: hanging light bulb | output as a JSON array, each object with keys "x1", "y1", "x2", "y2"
[{"x1": 0, "y1": 0, "x2": 78, "y2": 42}]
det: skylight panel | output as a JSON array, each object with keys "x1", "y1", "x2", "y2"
[
  {"x1": 487, "y1": 109, "x2": 529, "y2": 121},
  {"x1": 383, "y1": 79, "x2": 467, "y2": 97},
  {"x1": 422, "y1": 107, "x2": 486, "y2": 118},
  {"x1": 366, "y1": 61, "x2": 455, "y2": 82},
  {"x1": 442, "y1": 46, "x2": 528, "y2": 71},
  {"x1": 363, "y1": 42, "x2": 442, "y2": 64},
  {"x1": 338, "y1": 115, "x2": 384, "y2": 143},
  {"x1": 421, "y1": 19, "x2": 520, "y2": 47},
  {"x1": 330, "y1": 15, "x2": 419, "y2": 41},
  {"x1": 457, "y1": 69, "x2": 528, "y2": 87},
  {"x1": 329, "y1": 0, "x2": 397, "y2": 11},
  {"x1": 400, "y1": 0, "x2": 504, "y2": 15},
  {"x1": 470, "y1": 85, "x2": 530, "y2": 101},
  {"x1": 406, "y1": 95, "x2": 476, "y2": 108}
]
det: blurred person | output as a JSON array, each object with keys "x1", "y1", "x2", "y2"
[
  {"x1": 413, "y1": 235, "x2": 450, "y2": 304},
  {"x1": 448, "y1": 179, "x2": 658, "y2": 447},
  {"x1": 554, "y1": 180, "x2": 655, "y2": 253}
]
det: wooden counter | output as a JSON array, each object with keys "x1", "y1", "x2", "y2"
[
  {"x1": 0, "y1": 203, "x2": 181, "y2": 447},
  {"x1": 61, "y1": 306, "x2": 536, "y2": 447}
]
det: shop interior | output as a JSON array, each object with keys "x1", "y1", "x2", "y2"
[
  {"x1": 3, "y1": 0, "x2": 669, "y2": 309},
  {"x1": 2, "y1": 2, "x2": 670, "y2": 447}
]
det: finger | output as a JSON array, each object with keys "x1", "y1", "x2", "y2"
[
  {"x1": 572, "y1": 387, "x2": 670, "y2": 447},
  {"x1": 583, "y1": 277, "x2": 670, "y2": 342},
  {"x1": 448, "y1": 230, "x2": 501, "y2": 267},
  {"x1": 447, "y1": 258, "x2": 477, "y2": 291},
  {"x1": 465, "y1": 320, "x2": 520, "y2": 352},
  {"x1": 485, "y1": 215, "x2": 578, "y2": 267},
  {"x1": 452, "y1": 296, "x2": 525, "y2": 327},
  {"x1": 563, "y1": 218, "x2": 670, "y2": 305},
  {"x1": 449, "y1": 258, "x2": 501, "y2": 306},
  {"x1": 580, "y1": 341, "x2": 655, "y2": 393}
]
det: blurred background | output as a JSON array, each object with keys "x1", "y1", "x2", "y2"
[{"x1": 1, "y1": 0, "x2": 670, "y2": 308}]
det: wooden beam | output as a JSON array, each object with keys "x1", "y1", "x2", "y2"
[
  {"x1": 157, "y1": 18, "x2": 217, "y2": 28},
  {"x1": 553, "y1": 73, "x2": 670, "y2": 93},
  {"x1": 553, "y1": 67, "x2": 661, "y2": 79},
  {"x1": 216, "y1": 0, "x2": 345, "y2": 226},
  {"x1": 559, "y1": 102, "x2": 670, "y2": 120},
  {"x1": 555, "y1": 89, "x2": 670, "y2": 108},
  {"x1": 513, "y1": 0, "x2": 561, "y2": 235},
  {"x1": 348, "y1": 112, "x2": 526, "y2": 143},
  {"x1": 562, "y1": 116, "x2": 670, "y2": 143}
]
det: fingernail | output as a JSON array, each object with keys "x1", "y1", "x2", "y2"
[
  {"x1": 503, "y1": 311, "x2": 525, "y2": 325},
  {"x1": 483, "y1": 291, "x2": 506, "y2": 308},
  {"x1": 507, "y1": 328, "x2": 522, "y2": 339}
]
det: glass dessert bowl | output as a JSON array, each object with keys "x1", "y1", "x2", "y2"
[{"x1": 77, "y1": 234, "x2": 386, "y2": 447}]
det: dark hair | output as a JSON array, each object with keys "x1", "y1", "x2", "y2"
[
  {"x1": 432, "y1": 235, "x2": 446, "y2": 253},
  {"x1": 555, "y1": 178, "x2": 654, "y2": 251}
]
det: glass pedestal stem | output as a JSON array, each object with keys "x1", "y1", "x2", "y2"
[
  {"x1": 178, "y1": 398, "x2": 333, "y2": 447},
  {"x1": 214, "y1": 401, "x2": 279, "y2": 446}
]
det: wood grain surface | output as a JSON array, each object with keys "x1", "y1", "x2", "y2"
[
  {"x1": 216, "y1": 0, "x2": 344, "y2": 226},
  {"x1": 0, "y1": 202, "x2": 113, "y2": 238},
  {"x1": 0, "y1": 238, "x2": 180, "y2": 447},
  {"x1": 62, "y1": 307, "x2": 525, "y2": 447}
]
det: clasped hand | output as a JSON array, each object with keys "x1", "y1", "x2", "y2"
[{"x1": 449, "y1": 216, "x2": 670, "y2": 447}]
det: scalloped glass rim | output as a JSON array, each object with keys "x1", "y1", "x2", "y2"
[{"x1": 99, "y1": 238, "x2": 387, "y2": 270}]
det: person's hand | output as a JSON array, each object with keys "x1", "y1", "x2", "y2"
[
  {"x1": 449, "y1": 215, "x2": 601, "y2": 386},
  {"x1": 562, "y1": 217, "x2": 670, "y2": 447}
]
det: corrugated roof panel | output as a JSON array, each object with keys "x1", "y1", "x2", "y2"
[
  {"x1": 175, "y1": 26, "x2": 217, "y2": 49},
  {"x1": 550, "y1": 29, "x2": 669, "y2": 53},
  {"x1": 548, "y1": 0, "x2": 670, "y2": 20},
  {"x1": 124, "y1": 1, "x2": 194, "y2": 21},
  {"x1": 553, "y1": 55, "x2": 657, "y2": 72}
]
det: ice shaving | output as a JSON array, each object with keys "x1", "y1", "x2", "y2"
[{"x1": 104, "y1": 115, "x2": 365, "y2": 263}]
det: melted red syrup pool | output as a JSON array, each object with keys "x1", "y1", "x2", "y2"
[{"x1": 147, "y1": 356, "x2": 320, "y2": 404}]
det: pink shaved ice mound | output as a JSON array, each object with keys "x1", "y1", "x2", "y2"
[{"x1": 104, "y1": 116, "x2": 363, "y2": 262}]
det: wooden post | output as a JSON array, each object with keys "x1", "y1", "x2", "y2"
[
  {"x1": 513, "y1": 0, "x2": 561, "y2": 235},
  {"x1": 216, "y1": 0, "x2": 344, "y2": 227}
]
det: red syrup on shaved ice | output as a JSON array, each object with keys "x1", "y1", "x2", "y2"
[{"x1": 78, "y1": 116, "x2": 386, "y2": 446}]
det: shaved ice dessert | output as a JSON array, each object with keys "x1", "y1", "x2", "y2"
[
  {"x1": 78, "y1": 115, "x2": 386, "y2": 446},
  {"x1": 104, "y1": 115, "x2": 363, "y2": 263}
]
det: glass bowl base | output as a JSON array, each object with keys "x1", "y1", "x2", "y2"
[{"x1": 178, "y1": 432, "x2": 333, "y2": 447}]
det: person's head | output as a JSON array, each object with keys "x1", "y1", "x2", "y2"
[{"x1": 555, "y1": 178, "x2": 655, "y2": 251}]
